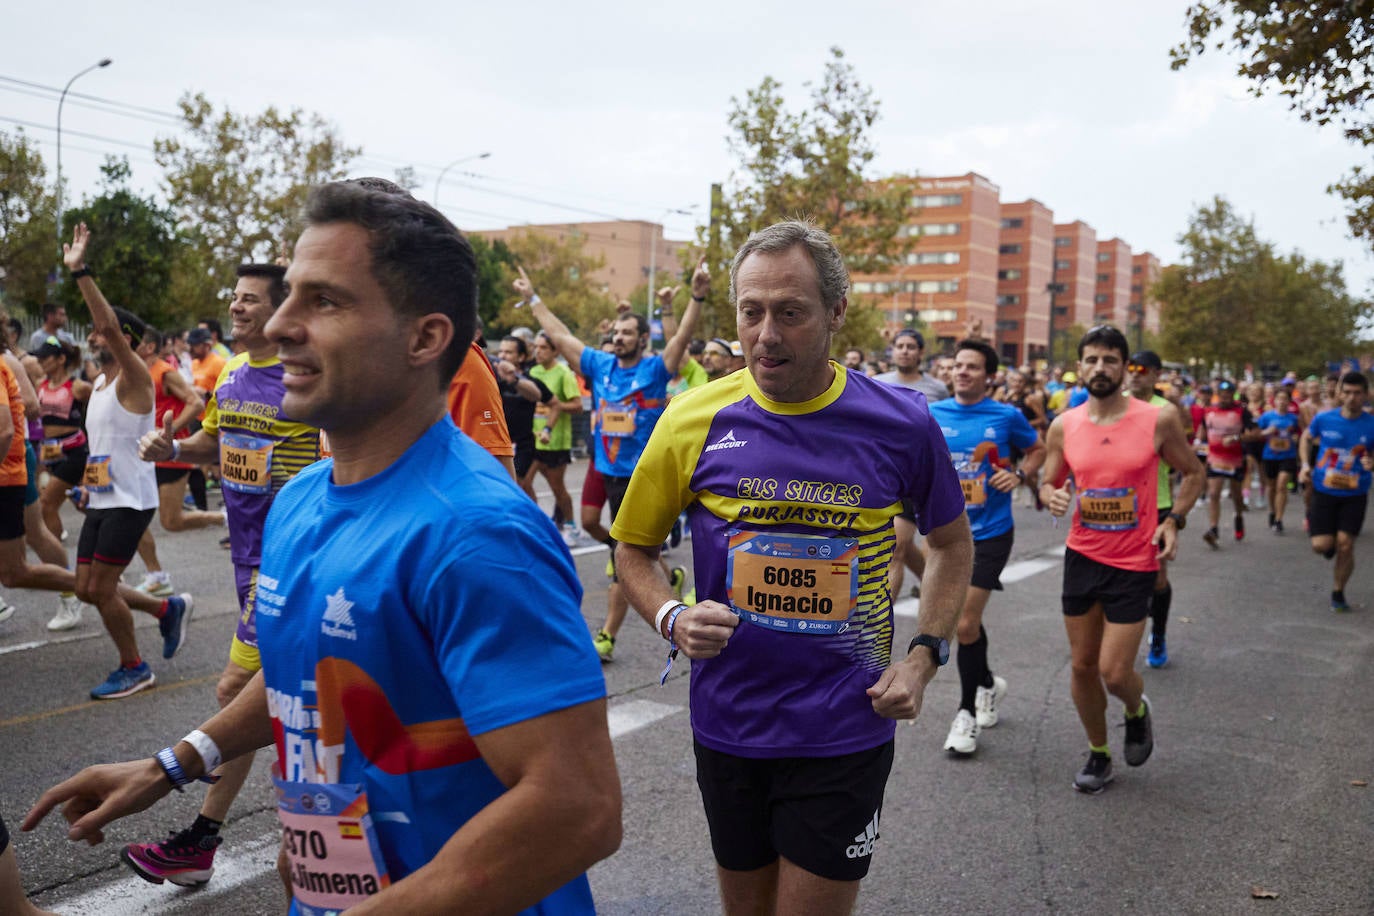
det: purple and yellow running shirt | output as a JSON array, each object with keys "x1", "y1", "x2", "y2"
[
  {"x1": 612, "y1": 363, "x2": 965, "y2": 758},
  {"x1": 202, "y1": 353, "x2": 320, "y2": 566}
]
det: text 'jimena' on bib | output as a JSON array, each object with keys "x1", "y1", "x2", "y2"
[
  {"x1": 726, "y1": 530, "x2": 859, "y2": 634},
  {"x1": 275, "y1": 778, "x2": 390, "y2": 915}
]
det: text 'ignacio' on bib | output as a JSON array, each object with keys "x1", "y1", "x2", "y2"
[{"x1": 726, "y1": 530, "x2": 859, "y2": 634}]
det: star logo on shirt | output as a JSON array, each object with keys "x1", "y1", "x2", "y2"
[{"x1": 320, "y1": 587, "x2": 357, "y2": 640}]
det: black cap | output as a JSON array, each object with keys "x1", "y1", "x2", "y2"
[
  {"x1": 894, "y1": 328, "x2": 925, "y2": 348},
  {"x1": 186, "y1": 328, "x2": 213, "y2": 346},
  {"x1": 31, "y1": 338, "x2": 65, "y2": 360},
  {"x1": 1129, "y1": 350, "x2": 1162, "y2": 370}
]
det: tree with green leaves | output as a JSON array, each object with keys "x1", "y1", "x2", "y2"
[
  {"x1": 1156, "y1": 196, "x2": 1369, "y2": 373},
  {"x1": 0, "y1": 129, "x2": 57, "y2": 314},
  {"x1": 693, "y1": 47, "x2": 914, "y2": 342},
  {"x1": 1171, "y1": 2, "x2": 1374, "y2": 250},
  {"x1": 469, "y1": 234, "x2": 518, "y2": 333},
  {"x1": 154, "y1": 92, "x2": 359, "y2": 308},
  {"x1": 53, "y1": 157, "x2": 182, "y2": 329},
  {"x1": 489, "y1": 230, "x2": 615, "y2": 341}
]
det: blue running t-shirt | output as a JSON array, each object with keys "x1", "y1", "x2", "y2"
[
  {"x1": 257, "y1": 418, "x2": 605, "y2": 914},
  {"x1": 1257, "y1": 409, "x2": 1299, "y2": 460},
  {"x1": 1308, "y1": 408, "x2": 1374, "y2": 496},
  {"x1": 579, "y1": 348, "x2": 670, "y2": 477},
  {"x1": 929, "y1": 396, "x2": 1039, "y2": 541}
]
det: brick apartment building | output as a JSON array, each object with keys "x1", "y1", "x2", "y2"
[
  {"x1": 996, "y1": 200, "x2": 1054, "y2": 365},
  {"x1": 1051, "y1": 220, "x2": 1099, "y2": 336},
  {"x1": 471, "y1": 220, "x2": 687, "y2": 301},
  {"x1": 1093, "y1": 238, "x2": 1134, "y2": 327},
  {"x1": 1131, "y1": 252, "x2": 1162, "y2": 339}
]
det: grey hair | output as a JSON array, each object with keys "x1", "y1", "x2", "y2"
[{"x1": 729, "y1": 221, "x2": 850, "y2": 310}]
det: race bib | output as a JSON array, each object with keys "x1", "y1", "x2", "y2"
[
  {"x1": 83, "y1": 455, "x2": 112, "y2": 492},
  {"x1": 1078, "y1": 487, "x2": 1138, "y2": 531},
  {"x1": 221, "y1": 432, "x2": 274, "y2": 495},
  {"x1": 600, "y1": 406, "x2": 636, "y2": 437},
  {"x1": 726, "y1": 530, "x2": 859, "y2": 635},
  {"x1": 275, "y1": 779, "x2": 390, "y2": 916},
  {"x1": 1324, "y1": 470, "x2": 1358, "y2": 490},
  {"x1": 958, "y1": 471, "x2": 987, "y2": 508},
  {"x1": 1268, "y1": 436, "x2": 1292, "y2": 453},
  {"x1": 40, "y1": 439, "x2": 63, "y2": 463}
]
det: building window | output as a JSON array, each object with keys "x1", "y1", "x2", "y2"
[
  {"x1": 1097, "y1": 252, "x2": 1111, "y2": 262},
  {"x1": 1131, "y1": 264, "x2": 1141, "y2": 274},
  {"x1": 999, "y1": 243, "x2": 1022, "y2": 255},
  {"x1": 1054, "y1": 237, "x2": 1072, "y2": 248},
  {"x1": 997, "y1": 294, "x2": 1021, "y2": 306},
  {"x1": 900, "y1": 279, "x2": 961, "y2": 294},
  {"x1": 852, "y1": 282, "x2": 875, "y2": 294},
  {"x1": 1054, "y1": 259, "x2": 1072, "y2": 271},
  {"x1": 1130, "y1": 284, "x2": 1143, "y2": 294},
  {"x1": 904, "y1": 251, "x2": 961, "y2": 265},
  {"x1": 1094, "y1": 293, "x2": 1109, "y2": 304},
  {"x1": 1000, "y1": 217, "x2": 1024, "y2": 229},
  {"x1": 911, "y1": 193, "x2": 963, "y2": 208},
  {"x1": 907, "y1": 222, "x2": 961, "y2": 237},
  {"x1": 921, "y1": 309, "x2": 960, "y2": 323},
  {"x1": 996, "y1": 319, "x2": 1020, "y2": 331},
  {"x1": 1097, "y1": 273, "x2": 1111, "y2": 283},
  {"x1": 997, "y1": 269, "x2": 1023, "y2": 280}
]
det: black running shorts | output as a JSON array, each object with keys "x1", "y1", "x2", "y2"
[
  {"x1": 1061, "y1": 546, "x2": 1155, "y2": 624},
  {"x1": 0, "y1": 485, "x2": 25, "y2": 540},
  {"x1": 154, "y1": 465, "x2": 191, "y2": 486},
  {"x1": 534, "y1": 448, "x2": 572, "y2": 468},
  {"x1": 1262, "y1": 458, "x2": 1298, "y2": 480},
  {"x1": 77, "y1": 507, "x2": 156, "y2": 567},
  {"x1": 970, "y1": 531, "x2": 1014, "y2": 591},
  {"x1": 1308, "y1": 490, "x2": 1368, "y2": 538},
  {"x1": 693, "y1": 738, "x2": 894, "y2": 883}
]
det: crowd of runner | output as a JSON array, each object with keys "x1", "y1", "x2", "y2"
[{"x1": 3, "y1": 182, "x2": 1370, "y2": 915}]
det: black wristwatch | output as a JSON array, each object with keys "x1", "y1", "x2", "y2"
[
  {"x1": 1167, "y1": 511, "x2": 1186, "y2": 531},
  {"x1": 908, "y1": 634, "x2": 949, "y2": 666}
]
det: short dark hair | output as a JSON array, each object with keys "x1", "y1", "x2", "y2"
[
  {"x1": 41, "y1": 302, "x2": 63, "y2": 320},
  {"x1": 1078, "y1": 324, "x2": 1130, "y2": 363},
  {"x1": 6, "y1": 317, "x2": 22, "y2": 340},
  {"x1": 111, "y1": 307, "x2": 146, "y2": 346},
  {"x1": 893, "y1": 328, "x2": 925, "y2": 349},
  {"x1": 235, "y1": 263, "x2": 288, "y2": 308},
  {"x1": 614, "y1": 312, "x2": 650, "y2": 336},
  {"x1": 302, "y1": 179, "x2": 477, "y2": 386},
  {"x1": 501, "y1": 335, "x2": 529, "y2": 358},
  {"x1": 955, "y1": 338, "x2": 999, "y2": 376},
  {"x1": 1340, "y1": 370, "x2": 1369, "y2": 392}
]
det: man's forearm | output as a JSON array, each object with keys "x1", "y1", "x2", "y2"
[
  {"x1": 529, "y1": 300, "x2": 584, "y2": 368},
  {"x1": 615, "y1": 543, "x2": 673, "y2": 632},
  {"x1": 171, "y1": 670, "x2": 274, "y2": 779},
  {"x1": 168, "y1": 430, "x2": 219, "y2": 466},
  {"x1": 909, "y1": 520, "x2": 972, "y2": 646}
]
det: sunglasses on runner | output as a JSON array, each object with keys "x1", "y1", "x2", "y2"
[{"x1": 1127, "y1": 364, "x2": 1152, "y2": 374}]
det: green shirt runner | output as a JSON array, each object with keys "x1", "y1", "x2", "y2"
[{"x1": 531, "y1": 361, "x2": 580, "y2": 452}]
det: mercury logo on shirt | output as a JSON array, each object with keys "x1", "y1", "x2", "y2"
[{"x1": 706, "y1": 429, "x2": 748, "y2": 452}]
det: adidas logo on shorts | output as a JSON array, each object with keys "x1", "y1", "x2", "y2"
[{"x1": 845, "y1": 810, "x2": 880, "y2": 859}]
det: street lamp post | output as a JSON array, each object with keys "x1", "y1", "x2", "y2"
[
  {"x1": 646, "y1": 206, "x2": 697, "y2": 326},
  {"x1": 1046, "y1": 282, "x2": 1067, "y2": 366},
  {"x1": 56, "y1": 57, "x2": 112, "y2": 252},
  {"x1": 432, "y1": 152, "x2": 491, "y2": 210}
]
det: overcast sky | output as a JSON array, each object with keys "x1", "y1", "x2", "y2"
[{"x1": 6, "y1": 0, "x2": 1371, "y2": 296}]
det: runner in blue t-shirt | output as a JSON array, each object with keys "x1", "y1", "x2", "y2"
[
  {"x1": 1299, "y1": 371, "x2": 1374, "y2": 611},
  {"x1": 24, "y1": 179, "x2": 622, "y2": 914},
  {"x1": 929, "y1": 340, "x2": 1043, "y2": 756},
  {"x1": 1257, "y1": 386, "x2": 1301, "y2": 534},
  {"x1": 525, "y1": 262, "x2": 708, "y2": 661}
]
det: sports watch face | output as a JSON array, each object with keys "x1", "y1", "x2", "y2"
[{"x1": 910, "y1": 634, "x2": 950, "y2": 665}]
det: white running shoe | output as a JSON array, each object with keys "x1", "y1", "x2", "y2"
[
  {"x1": 134, "y1": 572, "x2": 174, "y2": 598},
  {"x1": 0, "y1": 596, "x2": 14, "y2": 625},
  {"x1": 561, "y1": 524, "x2": 580, "y2": 548},
  {"x1": 943, "y1": 709, "x2": 979, "y2": 756},
  {"x1": 47, "y1": 594, "x2": 83, "y2": 631},
  {"x1": 975, "y1": 674, "x2": 1009, "y2": 728}
]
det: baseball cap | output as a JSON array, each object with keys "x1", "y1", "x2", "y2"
[
  {"x1": 31, "y1": 337, "x2": 65, "y2": 360},
  {"x1": 186, "y1": 328, "x2": 213, "y2": 346},
  {"x1": 1217, "y1": 380, "x2": 1236, "y2": 392},
  {"x1": 1062, "y1": 371, "x2": 1078, "y2": 383},
  {"x1": 1128, "y1": 350, "x2": 1162, "y2": 370},
  {"x1": 728, "y1": 340, "x2": 744, "y2": 358}
]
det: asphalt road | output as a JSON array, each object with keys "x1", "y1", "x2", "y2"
[{"x1": 3, "y1": 472, "x2": 1371, "y2": 915}]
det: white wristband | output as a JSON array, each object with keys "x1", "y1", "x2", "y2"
[
  {"x1": 181, "y1": 728, "x2": 223, "y2": 775},
  {"x1": 170, "y1": 439, "x2": 182, "y2": 461},
  {"x1": 654, "y1": 598, "x2": 685, "y2": 637}
]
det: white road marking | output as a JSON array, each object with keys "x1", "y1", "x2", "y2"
[{"x1": 47, "y1": 698, "x2": 684, "y2": 913}]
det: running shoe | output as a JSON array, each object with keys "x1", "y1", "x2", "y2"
[
  {"x1": 670, "y1": 567, "x2": 687, "y2": 601},
  {"x1": 182, "y1": 493, "x2": 197, "y2": 510},
  {"x1": 1202, "y1": 527, "x2": 1219, "y2": 549},
  {"x1": 47, "y1": 594, "x2": 83, "y2": 631},
  {"x1": 1273, "y1": 519, "x2": 1284, "y2": 535},
  {"x1": 943, "y1": 709, "x2": 979, "y2": 756},
  {"x1": 91, "y1": 662, "x2": 155, "y2": 700},
  {"x1": 1073, "y1": 751, "x2": 1114, "y2": 794},
  {"x1": 135, "y1": 573, "x2": 174, "y2": 598},
  {"x1": 593, "y1": 629, "x2": 615, "y2": 663},
  {"x1": 1234, "y1": 514, "x2": 1245, "y2": 542},
  {"x1": 561, "y1": 523, "x2": 579, "y2": 548},
  {"x1": 159, "y1": 594, "x2": 194, "y2": 659},
  {"x1": 218, "y1": 535, "x2": 231, "y2": 550},
  {"x1": 604, "y1": 556, "x2": 614, "y2": 579},
  {"x1": 122, "y1": 829, "x2": 222, "y2": 887},
  {"x1": 1123, "y1": 696, "x2": 1154, "y2": 766},
  {"x1": 1146, "y1": 635, "x2": 1169, "y2": 669},
  {"x1": 974, "y1": 674, "x2": 1008, "y2": 728},
  {"x1": 1332, "y1": 595, "x2": 1352, "y2": 613},
  {"x1": 0, "y1": 598, "x2": 13, "y2": 625}
]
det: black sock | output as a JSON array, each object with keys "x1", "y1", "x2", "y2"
[
  {"x1": 189, "y1": 814, "x2": 222, "y2": 840},
  {"x1": 1151, "y1": 585, "x2": 1172, "y2": 641},
  {"x1": 1333, "y1": 590, "x2": 1346, "y2": 604},
  {"x1": 552, "y1": 506, "x2": 565, "y2": 527},
  {"x1": 956, "y1": 627, "x2": 990, "y2": 713},
  {"x1": 1324, "y1": 546, "x2": 1337, "y2": 560}
]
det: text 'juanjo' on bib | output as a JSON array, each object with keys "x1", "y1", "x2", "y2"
[
  {"x1": 220, "y1": 432, "x2": 274, "y2": 495},
  {"x1": 1077, "y1": 487, "x2": 1138, "y2": 531},
  {"x1": 275, "y1": 778, "x2": 390, "y2": 915},
  {"x1": 726, "y1": 530, "x2": 859, "y2": 634}
]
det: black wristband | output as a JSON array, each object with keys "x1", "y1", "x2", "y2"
[
  {"x1": 691, "y1": 295, "x2": 706, "y2": 303},
  {"x1": 70, "y1": 267, "x2": 92, "y2": 280}
]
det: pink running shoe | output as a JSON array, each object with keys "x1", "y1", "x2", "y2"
[{"x1": 121, "y1": 829, "x2": 222, "y2": 886}]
